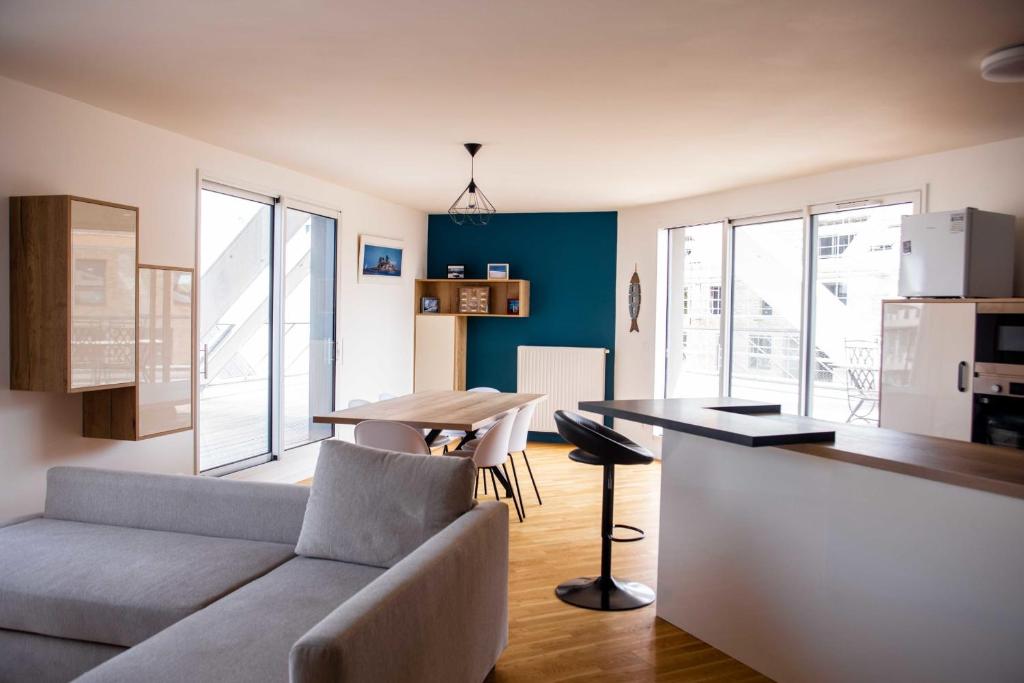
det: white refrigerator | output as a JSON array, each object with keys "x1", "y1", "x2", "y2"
[{"x1": 898, "y1": 208, "x2": 1015, "y2": 298}]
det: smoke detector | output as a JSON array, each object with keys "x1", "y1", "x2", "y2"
[{"x1": 981, "y1": 44, "x2": 1024, "y2": 82}]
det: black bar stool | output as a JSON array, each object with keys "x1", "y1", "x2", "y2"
[{"x1": 553, "y1": 410, "x2": 655, "y2": 611}]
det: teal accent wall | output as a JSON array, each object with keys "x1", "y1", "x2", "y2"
[{"x1": 427, "y1": 212, "x2": 617, "y2": 440}]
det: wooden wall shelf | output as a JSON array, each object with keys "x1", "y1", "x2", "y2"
[{"x1": 414, "y1": 279, "x2": 531, "y2": 318}]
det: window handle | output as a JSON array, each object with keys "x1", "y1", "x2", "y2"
[{"x1": 202, "y1": 344, "x2": 209, "y2": 380}]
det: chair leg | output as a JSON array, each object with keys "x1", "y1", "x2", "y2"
[
  {"x1": 521, "y1": 450, "x2": 542, "y2": 505},
  {"x1": 490, "y1": 468, "x2": 500, "y2": 502},
  {"x1": 483, "y1": 467, "x2": 488, "y2": 495},
  {"x1": 503, "y1": 463, "x2": 524, "y2": 522},
  {"x1": 474, "y1": 468, "x2": 480, "y2": 498},
  {"x1": 507, "y1": 455, "x2": 526, "y2": 518}
]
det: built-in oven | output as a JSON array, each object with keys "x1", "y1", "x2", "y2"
[
  {"x1": 973, "y1": 303, "x2": 1024, "y2": 449},
  {"x1": 973, "y1": 361, "x2": 1024, "y2": 449}
]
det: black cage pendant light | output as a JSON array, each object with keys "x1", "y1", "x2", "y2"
[{"x1": 448, "y1": 142, "x2": 496, "y2": 226}]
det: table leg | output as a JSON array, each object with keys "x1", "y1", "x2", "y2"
[{"x1": 424, "y1": 429, "x2": 441, "y2": 449}]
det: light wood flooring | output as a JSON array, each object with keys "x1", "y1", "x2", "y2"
[
  {"x1": 304, "y1": 441, "x2": 769, "y2": 681},
  {"x1": 488, "y1": 442, "x2": 768, "y2": 682}
]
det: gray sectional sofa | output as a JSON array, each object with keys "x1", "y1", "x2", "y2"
[{"x1": 0, "y1": 440, "x2": 509, "y2": 683}]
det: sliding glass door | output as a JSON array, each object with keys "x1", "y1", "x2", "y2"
[
  {"x1": 198, "y1": 186, "x2": 274, "y2": 471},
  {"x1": 282, "y1": 206, "x2": 337, "y2": 449},
  {"x1": 808, "y1": 201, "x2": 914, "y2": 423},
  {"x1": 729, "y1": 216, "x2": 804, "y2": 414},
  {"x1": 662, "y1": 192, "x2": 918, "y2": 423},
  {"x1": 198, "y1": 184, "x2": 338, "y2": 474}
]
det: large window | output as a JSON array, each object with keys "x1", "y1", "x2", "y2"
[
  {"x1": 663, "y1": 192, "x2": 918, "y2": 425},
  {"x1": 729, "y1": 216, "x2": 804, "y2": 414},
  {"x1": 198, "y1": 183, "x2": 338, "y2": 474},
  {"x1": 808, "y1": 201, "x2": 913, "y2": 423},
  {"x1": 665, "y1": 222, "x2": 723, "y2": 399}
]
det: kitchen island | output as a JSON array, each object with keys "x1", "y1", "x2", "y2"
[{"x1": 581, "y1": 397, "x2": 1024, "y2": 683}]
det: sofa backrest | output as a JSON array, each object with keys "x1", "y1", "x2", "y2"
[{"x1": 44, "y1": 467, "x2": 310, "y2": 545}]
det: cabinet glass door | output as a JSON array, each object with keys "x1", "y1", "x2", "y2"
[
  {"x1": 138, "y1": 267, "x2": 193, "y2": 437},
  {"x1": 69, "y1": 199, "x2": 137, "y2": 389}
]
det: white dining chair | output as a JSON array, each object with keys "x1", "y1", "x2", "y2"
[
  {"x1": 453, "y1": 412, "x2": 522, "y2": 522},
  {"x1": 354, "y1": 420, "x2": 430, "y2": 455},
  {"x1": 508, "y1": 403, "x2": 542, "y2": 507}
]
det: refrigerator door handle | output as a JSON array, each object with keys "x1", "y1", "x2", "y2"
[{"x1": 957, "y1": 361, "x2": 968, "y2": 393}]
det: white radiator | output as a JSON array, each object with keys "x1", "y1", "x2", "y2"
[{"x1": 517, "y1": 345, "x2": 607, "y2": 433}]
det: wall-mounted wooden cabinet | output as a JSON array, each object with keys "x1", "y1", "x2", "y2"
[
  {"x1": 10, "y1": 195, "x2": 138, "y2": 392},
  {"x1": 414, "y1": 279, "x2": 530, "y2": 317},
  {"x1": 84, "y1": 266, "x2": 194, "y2": 440}
]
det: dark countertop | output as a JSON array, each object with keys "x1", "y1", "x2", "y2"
[{"x1": 581, "y1": 398, "x2": 1024, "y2": 500}]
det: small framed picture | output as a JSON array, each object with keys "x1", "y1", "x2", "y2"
[
  {"x1": 507, "y1": 298, "x2": 520, "y2": 315},
  {"x1": 358, "y1": 235, "x2": 404, "y2": 283},
  {"x1": 420, "y1": 296, "x2": 440, "y2": 314},
  {"x1": 447, "y1": 264, "x2": 465, "y2": 279},
  {"x1": 487, "y1": 263, "x2": 509, "y2": 280}
]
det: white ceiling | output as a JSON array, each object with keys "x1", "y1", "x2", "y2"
[{"x1": 1, "y1": 0, "x2": 1023, "y2": 213}]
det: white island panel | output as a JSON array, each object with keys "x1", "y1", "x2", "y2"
[{"x1": 659, "y1": 429, "x2": 1024, "y2": 683}]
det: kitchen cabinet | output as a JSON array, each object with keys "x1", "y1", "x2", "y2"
[{"x1": 880, "y1": 301, "x2": 975, "y2": 441}]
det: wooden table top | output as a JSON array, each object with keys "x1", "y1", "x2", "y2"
[
  {"x1": 313, "y1": 390, "x2": 547, "y2": 431},
  {"x1": 582, "y1": 397, "x2": 1024, "y2": 500}
]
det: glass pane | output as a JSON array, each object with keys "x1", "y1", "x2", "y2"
[
  {"x1": 729, "y1": 218, "x2": 804, "y2": 413},
  {"x1": 283, "y1": 207, "x2": 336, "y2": 449},
  {"x1": 665, "y1": 222, "x2": 723, "y2": 398},
  {"x1": 809, "y1": 202, "x2": 913, "y2": 424},
  {"x1": 199, "y1": 189, "x2": 273, "y2": 471},
  {"x1": 69, "y1": 200, "x2": 136, "y2": 389},
  {"x1": 138, "y1": 268, "x2": 193, "y2": 437}
]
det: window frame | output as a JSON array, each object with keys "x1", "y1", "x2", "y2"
[
  {"x1": 195, "y1": 177, "x2": 341, "y2": 476},
  {"x1": 661, "y1": 188, "x2": 922, "y2": 421}
]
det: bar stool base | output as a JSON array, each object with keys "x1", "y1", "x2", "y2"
[{"x1": 555, "y1": 576, "x2": 655, "y2": 611}]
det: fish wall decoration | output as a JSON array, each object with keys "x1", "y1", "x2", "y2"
[{"x1": 628, "y1": 266, "x2": 641, "y2": 333}]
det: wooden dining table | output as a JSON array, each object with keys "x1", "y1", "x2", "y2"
[{"x1": 313, "y1": 390, "x2": 547, "y2": 496}]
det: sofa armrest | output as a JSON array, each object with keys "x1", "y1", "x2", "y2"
[{"x1": 289, "y1": 501, "x2": 509, "y2": 683}]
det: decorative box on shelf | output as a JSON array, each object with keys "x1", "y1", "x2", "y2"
[
  {"x1": 458, "y1": 286, "x2": 490, "y2": 314},
  {"x1": 413, "y1": 279, "x2": 530, "y2": 318}
]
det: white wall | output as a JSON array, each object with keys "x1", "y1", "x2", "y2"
[
  {"x1": 0, "y1": 76, "x2": 426, "y2": 518},
  {"x1": 616, "y1": 136, "x2": 1024, "y2": 452}
]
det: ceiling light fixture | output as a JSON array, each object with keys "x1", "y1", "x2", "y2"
[
  {"x1": 981, "y1": 43, "x2": 1024, "y2": 82},
  {"x1": 448, "y1": 143, "x2": 496, "y2": 226}
]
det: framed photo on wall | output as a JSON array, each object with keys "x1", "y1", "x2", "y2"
[{"x1": 358, "y1": 235, "x2": 404, "y2": 283}]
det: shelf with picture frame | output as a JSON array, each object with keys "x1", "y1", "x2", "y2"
[{"x1": 414, "y1": 279, "x2": 530, "y2": 318}]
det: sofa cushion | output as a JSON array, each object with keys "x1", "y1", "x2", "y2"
[
  {"x1": 0, "y1": 518, "x2": 295, "y2": 647},
  {"x1": 296, "y1": 440, "x2": 476, "y2": 568},
  {"x1": 0, "y1": 629, "x2": 125, "y2": 683},
  {"x1": 45, "y1": 466, "x2": 310, "y2": 545},
  {"x1": 75, "y1": 556, "x2": 385, "y2": 683}
]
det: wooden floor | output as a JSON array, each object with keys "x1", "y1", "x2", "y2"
[
  {"x1": 485, "y1": 442, "x2": 768, "y2": 682},
  {"x1": 304, "y1": 441, "x2": 769, "y2": 681}
]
